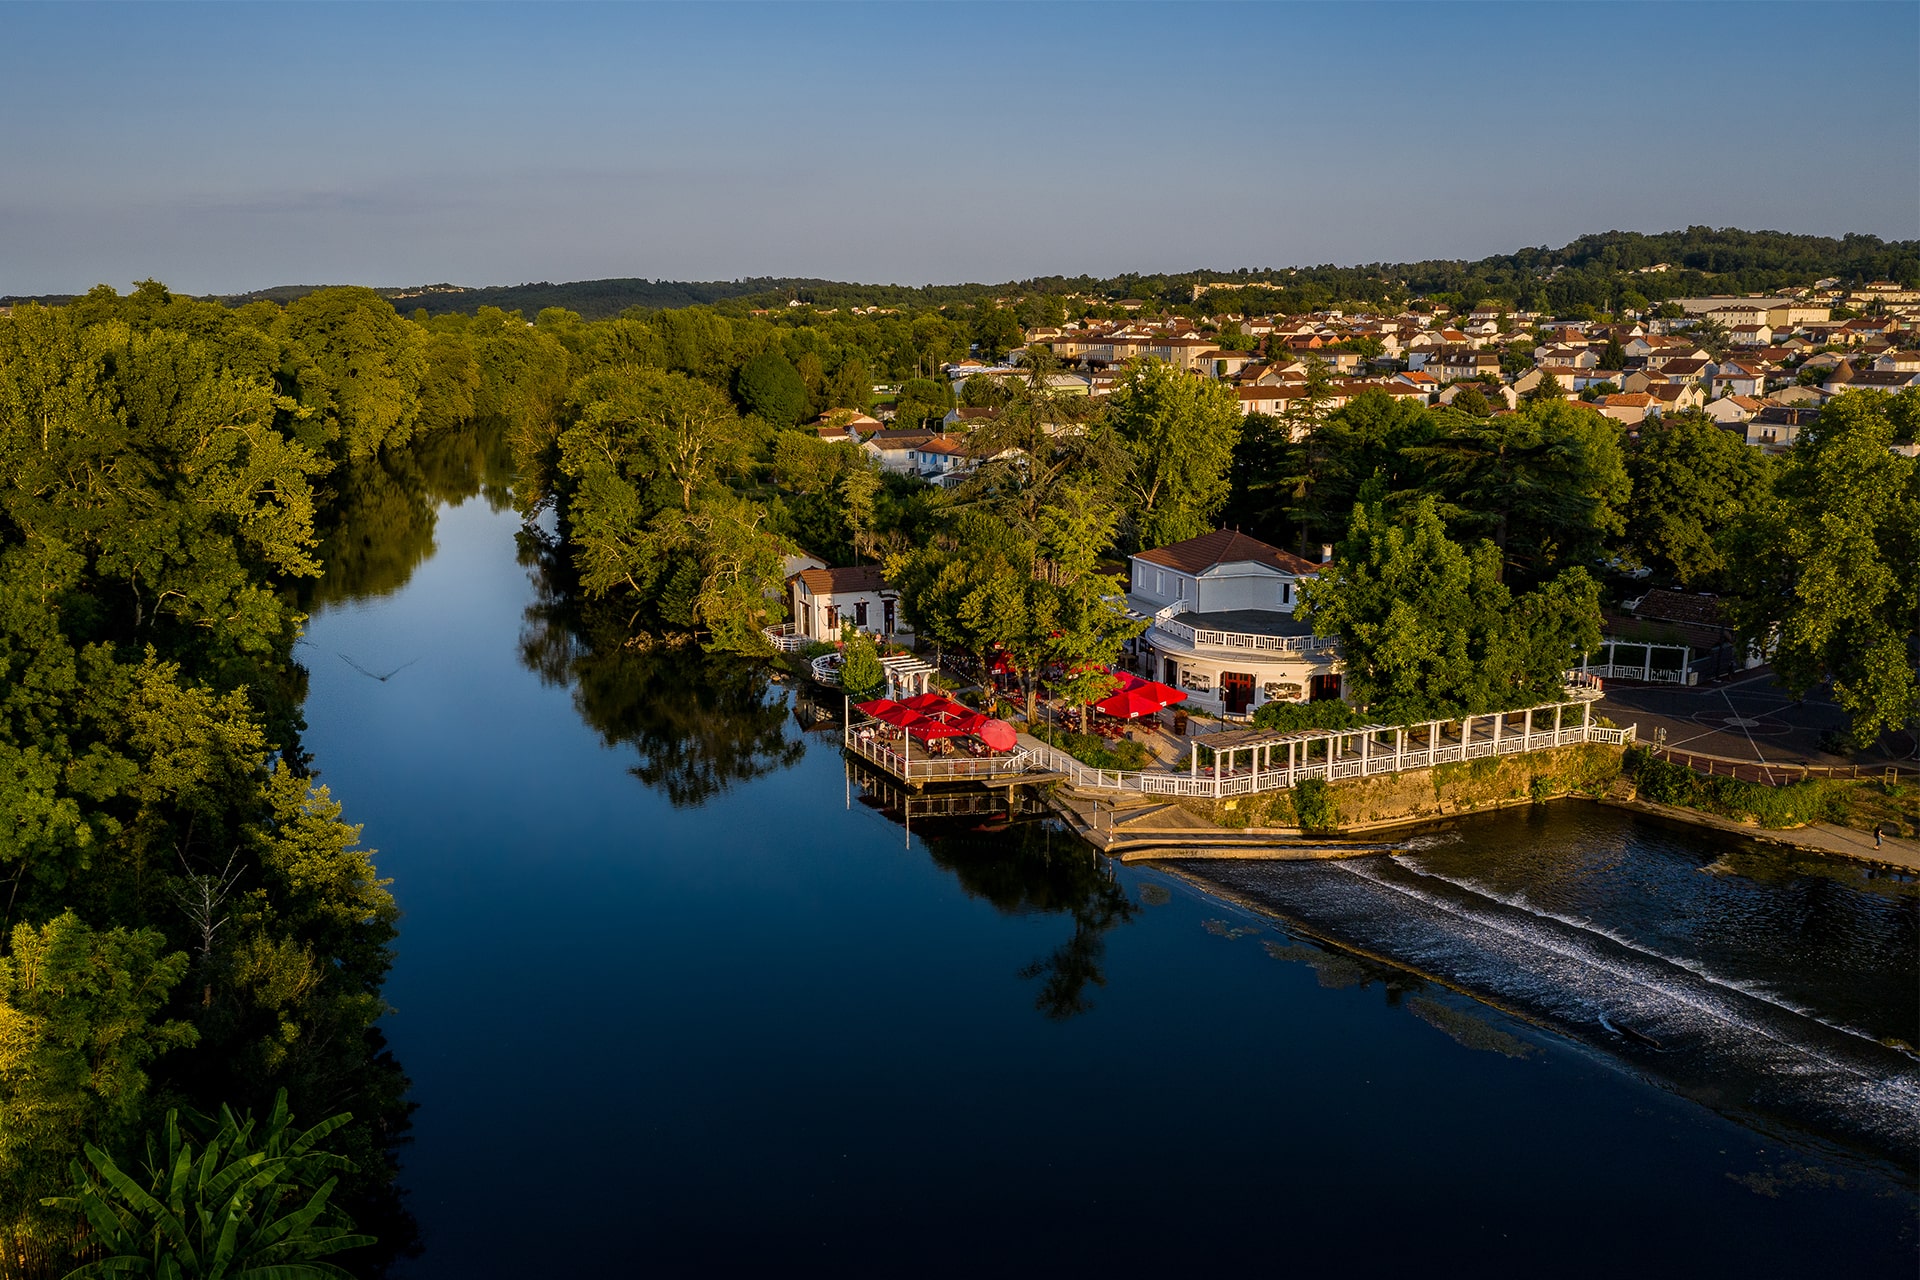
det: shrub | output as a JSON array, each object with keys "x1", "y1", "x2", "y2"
[
  {"x1": 839, "y1": 627, "x2": 885, "y2": 700},
  {"x1": 1252, "y1": 700, "x2": 1360, "y2": 732},
  {"x1": 1293, "y1": 777, "x2": 1339, "y2": 833},
  {"x1": 1623, "y1": 746, "x2": 1834, "y2": 827},
  {"x1": 1035, "y1": 725, "x2": 1149, "y2": 771}
]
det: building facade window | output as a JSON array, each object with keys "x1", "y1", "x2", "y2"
[{"x1": 854, "y1": 601, "x2": 869, "y2": 627}]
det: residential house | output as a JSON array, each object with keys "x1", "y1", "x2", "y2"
[
  {"x1": 1703, "y1": 394, "x2": 1764, "y2": 426},
  {"x1": 1594, "y1": 393, "x2": 1654, "y2": 426},
  {"x1": 788, "y1": 565, "x2": 912, "y2": 642},
  {"x1": 1646, "y1": 382, "x2": 1707, "y2": 415},
  {"x1": 1126, "y1": 530, "x2": 1341, "y2": 716},
  {"x1": 1744, "y1": 405, "x2": 1819, "y2": 451},
  {"x1": 1710, "y1": 361, "x2": 1766, "y2": 398},
  {"x1": 861, "y1": 429, "x2": 939, "y2": 475}
]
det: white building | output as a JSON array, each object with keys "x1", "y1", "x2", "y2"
[
  {"x1": 1125, "y1": 530, "x2": 1342, "y2": 716},
  {"x1": 788, "y1": 565, "x2": 911, "y2": 642}
]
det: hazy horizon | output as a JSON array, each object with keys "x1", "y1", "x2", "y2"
[{"x1": 4, "y1": 2, "x2": 1915, "y2": 297}]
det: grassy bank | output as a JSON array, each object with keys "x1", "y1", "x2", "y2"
[{"x1": 1623, "y1": 747, "x2": 1918, "y2": 837}]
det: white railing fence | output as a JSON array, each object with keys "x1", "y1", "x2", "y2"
[
  {"x1": 762, "y1": 624, "x2": 810, "y2": 653},
  {"x1": 844, "y1": 730, "x2": 1032, "y2": 782},
  {"x1": 1023, "y1": 717, "x2": 1635, "y2": 799}
]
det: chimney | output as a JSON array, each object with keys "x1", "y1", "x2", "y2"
[{"x1": 1320, "y1": 543, "x2": 1334, "y2": 564}]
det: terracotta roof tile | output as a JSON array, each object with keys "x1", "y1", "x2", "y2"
[{"x1": 1133, "y1": 529, "x2": 1320, "y2": 576}]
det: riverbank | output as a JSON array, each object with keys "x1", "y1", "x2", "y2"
[
  {"x1": 1035, "y1": 738, "x2": 1919, "y2": 876},
  {"x1": 1603, "y1": 796, "x2": 1920, "y2": 874}
]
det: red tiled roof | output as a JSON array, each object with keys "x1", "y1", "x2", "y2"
[
  {"x1": 1134, "y1": 529, "x2": 1320, "y2": 576},
  {"x1": 796, "y1": 565, "x2": 887, "y2": 595}
]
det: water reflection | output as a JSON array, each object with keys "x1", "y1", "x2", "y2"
[
  {"x1": 848, "y1": 761, "x2": 1138, "y2": 1019},
  {"x1": 516, "y1": 523, "x2": 804, "y2": 806},
  {"x1": 306, "y1": 421, "x2": 516, "y2": 607}
]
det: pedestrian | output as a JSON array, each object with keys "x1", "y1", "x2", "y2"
[{"x1": 1874, "y1": 824, "x2": 1883, "y2": 848}]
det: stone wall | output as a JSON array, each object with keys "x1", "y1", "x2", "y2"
[{"x1": 1177, "y1": 743, "x2": 1628, "y2": 833}]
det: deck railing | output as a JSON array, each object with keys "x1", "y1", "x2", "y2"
[
  {"x1": 1580, "y1": 662, "x2": 1693, "y2": 686},
  {"x1": 1150, "y1": 617, "x2": 1338, "y2": 656},
  {"x1": 843, "y1": 730, "x2": 1032, "y2": 782},
  {"x1": 1024, "y1": 718, "x2": 1635, "y2": 798},
  {"x1": 761, "y1": 624, "x2": 810, "y2": 654}
]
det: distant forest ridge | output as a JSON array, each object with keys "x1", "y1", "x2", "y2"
[{"x1": 8, "y1": 227, "x2": 1918, "y2": 319}]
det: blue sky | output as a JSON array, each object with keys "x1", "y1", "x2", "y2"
[{"x1": 2, "y1": 2, "x2": 1915, "y2": 295}]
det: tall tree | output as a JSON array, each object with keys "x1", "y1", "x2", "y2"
[
  {"x1": 1302, "y1": 497, "x2": 1602, "y2": 721},
  {"x1": 1106, "y1": 359, "x2": 1242, "y2": 549},
  {"x1": 1410, "y1": 398, "x2": 1629, "y2": 585},
  {"x1": 1625, "y1": 409, "x2": 1770, "y2": 586},
  {"x1": 1724, "y1": 390, "x2": 1919, "y2": 748}
]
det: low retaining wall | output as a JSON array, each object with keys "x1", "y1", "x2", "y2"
[{"x1": 1171, "y1": 742, "x2": 1629, "y2": 833}]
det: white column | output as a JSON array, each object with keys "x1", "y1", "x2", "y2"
[
  {"x1": 1554, "y1": 703, "x2": 1564, "y2": 745},
  {"x1": 1428, "y1": 722, "x2": 1438, "y2": 767},
  {"x1": 1523, "y1": 707, "x2": 1533, "y2": 750},
  {"x1": 1492, "y1": 713, "x2": 1502, "y2": 752},
  {"x1": 1643, "y1": 647, "x2": 1653, "y2": 681}
]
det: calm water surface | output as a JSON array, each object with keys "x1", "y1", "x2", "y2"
[{"x1": 299, "y1": 460, "x2": 1918, "y2": 1277}]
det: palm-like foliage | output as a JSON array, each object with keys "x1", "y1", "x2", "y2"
[{"x1": 43, "y1": 1090, "x2": 371, "y2": 1280}]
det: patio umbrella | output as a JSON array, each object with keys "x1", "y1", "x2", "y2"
[
  {"x1": 901, "y1": 692, "x2": 971, "y2": 718},
  {"x1": 861, "y1": 701, "x2": 925, "y2": 728},
  {"x1": 854, "y1": 698, "x2": 899, "y2": 717},
  {"x1": 1095, "y1": 687, "x2": 1168, "y2": 720},
  {"x1": 975, "y1": 718, "x2": 1018, "y2": 752},
  {"x1": 1133, "y1": 679, "x2": 1186, "y2": 706}
]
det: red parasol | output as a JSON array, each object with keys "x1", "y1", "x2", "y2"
[
  {"x1": 907, "y1": 718, "x2": 965, "y2": 743},
  {"x1": 858, "y1": 700, "x2": 926, "y2": 728},
  {"x1": 901, "y1": 692, "x2": 972, "y2": 718},
  {"x1": 975, "y1": 718, "x2": 1018, "y2": 751},
  {"x1": 1095, "y1": 687, "x2": 1168, "y2": 720},
  {"x1": 1134, "y1": 679, "x2": 1186, "y2": 706}
]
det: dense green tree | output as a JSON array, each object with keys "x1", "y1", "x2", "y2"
[
  {"x1": 281, "y1": 287, "x2": 429, "y2": 459},
  {"x1": 1724, "y1": 391, "x2": 1918, "y2": 748},
  {"x1": 1411, "y1": 399, "x2": 1629, "y2": 584},
  {"x1": 0, "y1": 913, "x2": 195, "y2": 1217},
  {"x1": 1106, "y1": 359, "x2": 1242, "y2": 549},
  {"x1": 1302, "y1": 497, "x2": 1602, "y2": 720},
  {"x1": 1304, "y1": 390, "x2": 1438, "y2": 535},
  {"x1": 1624, "y1": 410, "x2": 1770, "y2": 586},
  {"x1": 734, "y1": 351, "x2": 808, "y2": 427},
  {"x1": 838, "y1": 627, "x2": 885, "y2": 701}
]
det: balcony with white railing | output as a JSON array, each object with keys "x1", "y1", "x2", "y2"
[{"x1": 1147, "y1": 604, "x2": 1339, "y2": 658}]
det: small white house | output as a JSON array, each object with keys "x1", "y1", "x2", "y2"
[{"x1": 789, "y1": 565, "x2": 912, "y2": 642}]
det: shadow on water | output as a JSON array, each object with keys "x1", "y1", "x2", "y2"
[
  {"x1": 304, "y1": 420, "x2": 517, "y2": 608},
  {"x1": 846, "y1": 760, "x2": 1138, "y2": 1020},
  {"x1": 514, "y1": 521, "x2": 805, "y2": 808}
]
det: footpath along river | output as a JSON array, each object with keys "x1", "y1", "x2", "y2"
[{"x1": 297, "y1": 443, "x2": 1917, "y2": 1276}]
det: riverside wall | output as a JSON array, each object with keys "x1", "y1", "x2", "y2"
[{"x1": 1170, "y1": 742, "x2": 1630, "y2": 833}]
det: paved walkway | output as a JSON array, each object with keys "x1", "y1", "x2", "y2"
[{"x1": 1600, "y1": 668, "x2": 1914, "y2": 772}]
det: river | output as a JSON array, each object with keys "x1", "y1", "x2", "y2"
[{"x1": 297, "y1": 437, "x2": 1918, "y2": 1276}]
